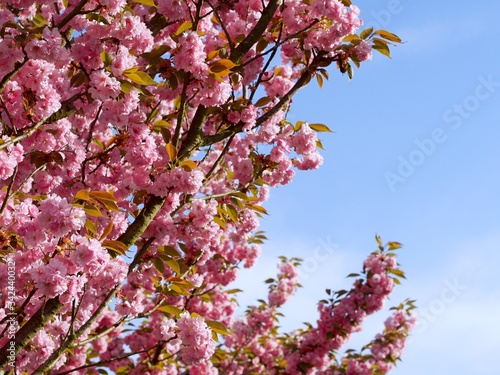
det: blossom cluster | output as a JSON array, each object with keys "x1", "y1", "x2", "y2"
[{"x1": 0, "y1": 0, "x2": 405, "y2": 373}]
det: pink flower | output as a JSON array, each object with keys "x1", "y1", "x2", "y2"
[
  {"x1": 292, "y1": 124, "x2": 318, "y2": 155},
  {"x1": 355, "y1": 40, "x2": 373, "y2": 62},
  {"x1": 160, "y1": 318, "x2": 176, "y2": 341},
  {"x1": 37, "y1": 194, "x2": 86, "y2": 237},
  {"x1": 173, "y1": 31, "x2": 208, "y2": 79},
  {"x1": 30, "y1": 258, "x2": 68, "y2": 299},
  {"x1": 176, "y1": 313, "x2": 215, "y2": 365},
  {"x1": 89, "y1": 70, "x2": 122, "y2": 101}
]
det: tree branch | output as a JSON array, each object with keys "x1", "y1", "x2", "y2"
[
  {"x1": 55, "y1": 0, "x2": 89, "y2": 31},
  {"x1": 229, "y1": 0, "x2": 281, "y2": 63},
  {"x1": 177, "y1": 105, "x2": 208, "y2": 159},
  {"x1": 54, "y1": 345, "x2": 156, "y2": 375},
  {"x1": 32, "y1": 285, "x2": 120, "y2": 374},
  {"x1": 0, "y1": 297, "x2": 63, "y2": 369},
  {"x1": 116, "y1": 195, "x2": 165, "y2": 248},
  {"x1": 201, "y1": 61, "x2": 316, "y2": 147},
  {"x1": 0, "y1": 94, "x2": 81, "y2": 150},
  {"x1": 0, "y1": 55, "x2": 27, "y2": 95}
]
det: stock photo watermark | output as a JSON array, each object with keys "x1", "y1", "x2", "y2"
[
  {"x1": 296, "y1": 236, "x2": 339, "y2": 283},
  {"x1": 408, "y1": 278, "x2": 466, "y2": 345},
  {"x1": 363, "y1": 0, "x2": 409, "y2": 31},
  {"x1": 5, "y1": 253, "x2": 17, "y2": 371},
  {"x1": 384, "y1": 74, "x2": 500, "y2": 192}
]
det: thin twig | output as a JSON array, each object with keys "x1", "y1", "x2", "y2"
[
  {"x1": 0, "y1": 93, "x2": 81, "y2": 150},
  {"x1": 54, "y1": 345, "x2": 157, "y2": 375},
  {"x1": 0, "y1": 163, "x2": 46, "y2": 215},
  {"x1": 55, "y1": 0, "x2": 89, "y2": 30}
]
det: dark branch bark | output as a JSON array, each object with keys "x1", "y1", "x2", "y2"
[
  {"x1": 0, "y1": 297, "x2": 63, "y2": 369},
  {"x1": 178, "y1": 105, "x2": 208, "y2": 159},
  {"x1": 117, "y1": 195, "x2": 165, "y2": 248},
  {"x1": 55, "y1": 0, "x2": 89, "y2": 30},
  {"x1": 230, "y1": 0, "x2": 281, "y2": 63}
]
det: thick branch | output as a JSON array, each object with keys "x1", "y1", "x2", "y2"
[
  {"x1": 177, "y1": 105, "x2": 208, "y2": 159},
  {"x1": 55, "y1": 0, "x2": 89, "y2": 30},
  {"x1": 230, "y1": 0, "x2": 281, "y2": 63},
  {"x1": 0, "y1": 297, "x2": 63, "y2": 369},
  {"x1": 0, "y1": 56, "x2": 27, "y2": 95},
  {"x1": 117, "y1": 195, "x2": 165, "y2": 248}
]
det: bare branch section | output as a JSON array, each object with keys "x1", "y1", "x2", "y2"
[
  {"x1": 0, "y1": 94, "x2": 80, "y2": 150},
  {"x1": 230, "y1": 0, "x2": 281, "y2": 63},
  {"x1": 0, "y1": 297, "x2": 63, "y2": 368}
]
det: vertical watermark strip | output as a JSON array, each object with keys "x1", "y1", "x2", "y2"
[
  {"x1": 407, "y1": 278, "x2": 466, "y2": 346},
  {"x1": 6, "y1": 253, "x2": 17, "y2": 371}
]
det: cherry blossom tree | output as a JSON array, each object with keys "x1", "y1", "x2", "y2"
[{"x1": 0, "y1": 0, "x2": 415, "y2": 374}]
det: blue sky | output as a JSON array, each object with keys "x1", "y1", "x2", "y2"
[{"x1": 234, "y1": 1, "x2": 500, "y2": 374}]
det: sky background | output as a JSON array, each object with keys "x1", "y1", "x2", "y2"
[{"x1": 233, "y1": 1, "x2": 500, "y2": 374}]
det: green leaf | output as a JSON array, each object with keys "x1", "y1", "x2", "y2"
[
  {"x1": 120, "y1": 80, "x2": 135, "y2": 94},
  {"x1": 102, "y1": 240, "x2": 128, "y2": 256},
  {"x1": 388, "y1": 241, "x2": 402, "y2": 250},
  {"x1": 225, "y1": 288, "x2": 243, "y2": 294},
  {"x1": 159, "y1": 245, "x2": 180, "y2": 257},
  {"x1": 100, "y1": 50, "x2": 114, "y2": 67},
  {"x1": 388, "y1": 268, "x2": 406, "y2": 279},
  {"x1": 226, "y1": 204, "x2": 239, "y2": 223},
  {"x1": 89, "y1": 191, "x2": 120, "y2": 211},
  {"x1": 309, "y1": 123, "x2": 333, "y2": 132},
  {"x1": 157, "y1": 127, "x2": 171, "y2": 144},
  {"x1": 316, "y1": 139, "x2": 324, "y2": 150},
  {"x1": 343, "y1": 34, "x2": 359, "y2": 42},
  {"x1": 83, "y1": 204, "x2": 102, "y2": 217},
  {"x1": 170, "y1": 283, "x2": 190, "y2": 296},
  {"x1": 158, "y1": 304, "x2": 182, "y2": 317},
  {"x1": 360, "y1": 27, "x2": 373, "y2": 40},
  {"x1": 165, "y1": 257, "x2": 180, "y2": 275},
  {"x1": 254, "y1": 96, "x2": 273, "y2": 107},
  {"x1": 213, "y1": 216, "x2": 226, "y2": 228},
  {"x1": 75, "y1": 190, "x2": 91, "y2": 201},
  {"x1": 375, "y1": 29, "x2": 402, "y2": 43},
  {"x1": 154, "y1": 258, "x2": 165, "y2": 274},
  {"x1": 133, "y1": 0, "x2": 156, "y2": 6},
  {"x1": 373, "y1": 44, "x2": 391, "y2": 58},
  {"x1": 84, "y1": 219, "x2": 97, "y2": 235},
  {"x1": 32, "y1": 14, "x2": 48, "y2": 27},
  {"x1": 206, "y1": 320, "x2": 229, "y2": 335},
  {"x1": 123, "y1": 70, "x2": 156, "y2": 86},
  {"x1": 248, "y1": 204, "x2": 268, "y2": 215},
  {"x1": 175, "y1": 21, "x2": 193, "y2": 35}
]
